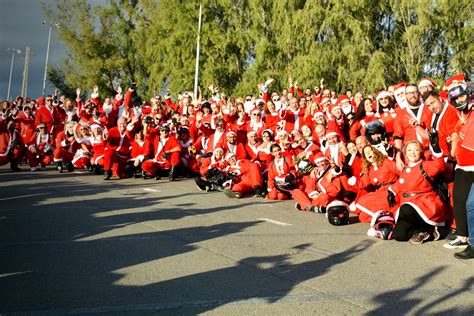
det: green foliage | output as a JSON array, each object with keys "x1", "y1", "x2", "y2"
[{"x1": 44, "y1": 0, "x2": 473, "y2": 99}]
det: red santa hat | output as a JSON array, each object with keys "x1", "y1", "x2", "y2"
[
  {"x1": 314, "y1": 152, "x2": 328, "y2": 163},
  {"x1": 329, "y1": 103, "x2": 342, "y2": 115},
  {"x1": 36, "y1": 96, "x2": 45, "y2": 106},
  {"x1": 325, "y1": 128, "x2": 339, "y2": 138},
  {"x1": 321, "y1": 97, "x2": 331, "y2": 105},
  {"x1": 313, "y1": 111, "x2": 325, "y2": 118},
  {"x1": 336, "y1": 95, "x2": 350, "y2": 106},
  {"x1": 247, "y1": 130, "x2": 258, "y2": 138},
  {"x1": 90, "y1": 123, "x2": 103, "y2": 131},
  {"x1": 393, "y1": 82, "x2": 407, "y2": 96},
  {"x1": 225, "y1": 131, "x2": 237, "y2": 137},
  {"x1": 225, "y1": 152, "x2": 236, "y2": 161},
  {"x1": 443, "y1": 74, "x2": 466, "y2": 91},
  {"x1": 418, "y1": 77, "x2": 438, "y2": 89},
  {"x1": 262, "y1": 129, "x2": 273, "y2": 137},
  {"x1": 376, "y1": 90, "x2": 393, "y2": 101},
  {"x1": 276, "y1": 130, "x2": 290, "y2": 139}
]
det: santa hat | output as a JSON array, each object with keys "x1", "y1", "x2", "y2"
[
  {"x1": 376, "y1": 90, "x2": 393, "y2": 101},
  {"x1": 90, "y1": 123, "x2": 103, "y2": 131},
  {"x1": 325, "y1": 129, "x2": 339, "y2": 138},
  {"x1": 36, "y1": 96, "x2": 45, "y2": 106},
  {"x1": 36, "y1": 122, "x2": 46, "y2": 128},
  {"x1": 213, "y1": 147, "x2": 224, "y2": 154},
  {"x1": 251, "y1": 108, "x2": 260, "y2": 115},
  {"x1": 314, "y1": 152, "x2": 328, "y2": 163},
  {"x1": 418, "y1": 77, "x2": 438, "y2": 89},
  {"x1": 262, "y1": 129, "x2": 273, "y2": 137},
  {"x1": 247, "y1": 130, "x2": 258, "y2": 138},
  {"x1": 329, "y1": 103, "x2": 341, "y2": 115},
  {"x1": 439, "y1": 90, "x2": 449, "y2": 101},
  {"x1": 313, "y1": 111, "x2": 325, "y2": 118},
  {"x1": 443, "y1": 74, "x2": 466, "y2": 91},
  {"x1": 393, "y1": 82, "x2": 407, "y2": 96},
  {"x1": 321, "y1": 97, "x2": 331, "y2": 104},
  {"x1": 225, "y1": 131, "x2": 236, "y2": 137},
  {"x1": 225, "y1": 152, "x2": 236, "y2": 161},
  {"x1": 336, "y1": 95, "x2": 350, "y2": 105},
  {"x1": 276, "y1": 130, "x2": 290, "y2": 139}
]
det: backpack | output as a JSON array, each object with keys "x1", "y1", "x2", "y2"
[
  {"x1": 420, "y1": 164, "x2": 450, "y2": 204},
  {"x1": 367, "y1": 211, "x2": 396, "y2": 240}
]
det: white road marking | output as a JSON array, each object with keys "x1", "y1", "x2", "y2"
[
  {"x1": 258, "y1": 218, "x2": 292, "y2": 226},
  {"x1": 0, "y1": 193, "x2": 48, "y2": 201},
  {"x1": 143, "y1": 188, "x2": 160, "y2": 192}
]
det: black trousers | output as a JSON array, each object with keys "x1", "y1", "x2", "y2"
[
  {"x1": 393, "y1": 204, "x2": 431, "y2": 241},
  {"x1": 452, "y1": 169, "x2": 474, "y2": 237}
]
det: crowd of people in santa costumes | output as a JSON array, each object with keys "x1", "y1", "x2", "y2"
[{"x1": 1, "y1": 74, "x2": 474, "y2": 259}]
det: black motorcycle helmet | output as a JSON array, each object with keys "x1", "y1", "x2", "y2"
[
  {"x1": 448, "y1": 83, "x2": 472, "y2": 112},
  {"x1": 365, "y1": 120, "x2": 387, "y2": 145},
  {"x1": 326, "y1": 201, "x2": 350, "y2": 226}
]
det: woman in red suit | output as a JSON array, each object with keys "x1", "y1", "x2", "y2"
[
  {"x1": 349, "y1": 145, "x2": 401, "y2": 222},
  {"x1": 267, "y1": 143, "x2": 296, "y2": 200},
  {"x1": 389, "y1": 138, "x2": 447, "y2": 244}
]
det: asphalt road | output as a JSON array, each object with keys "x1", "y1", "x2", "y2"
[{"x1": 0, "y1": 166, "x2": 473, "y2": 315}]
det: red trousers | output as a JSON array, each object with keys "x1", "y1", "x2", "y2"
[
  {"x1": 142, "y1": 152, "x2": 180, "y2": 176},
  {"x1": 0, "y1": 148, "x2": 24, "y2": 168},
  {"x1": 26, "y1": 151, "x2": 53, "y2": 168},
  {"x1": 104, "y1": 148, "x2": 130, "y2": 178},
  {"x1": 53, "y1": 148, "x2": 74, "y2": 163}
]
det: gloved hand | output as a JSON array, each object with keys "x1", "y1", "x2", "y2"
[
  {"x1": 387, "y1": 190, "x2": 396, "y2": 208},
  {"x1": 161, "y1": 152, "x2": 169, "y2": 159},
  {"x1": 428, "y1": 128, "x2": 441, "y2": 153}
]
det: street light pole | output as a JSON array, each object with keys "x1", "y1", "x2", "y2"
[
  {"x1": 42, "y1": 22, "x2": 53, "y2": 97},
  {"x1": 193, "y1": 0, "x2": 202, "y2": 98},
  {"x1": 6, "y1": 48, "x2": 22, "y2": 101}
]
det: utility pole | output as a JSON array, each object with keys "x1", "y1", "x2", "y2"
[
  {"x1": 21, "y1": 46, "x2": 30, "y2": 99},
  {"x1": 193, "y1": 0, "x2": 203, "y2": 98},
  {"x1": 6, "y1": 48, "x2": 22, "y2": 101}
]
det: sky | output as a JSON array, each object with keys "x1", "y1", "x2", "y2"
[{"x1": 0, "y1": 0, "x2": 103, "y2": 101}]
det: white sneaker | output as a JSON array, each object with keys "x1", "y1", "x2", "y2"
[
  {"x1": 30, "y1": 167, "x2": 37, "y2": 172},
  {"x1": 443, "y1": 237, "x2": 469, "y2": 249}
]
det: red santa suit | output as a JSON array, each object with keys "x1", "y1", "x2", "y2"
[
  {"x1": 280, "y1": 107, "x2": 304, "y2": 133},
  {"x1": 35, "y1": 104, "x2": 61, "y2": 137},
  {"x1": 178, "y1": 137, "x2": 199, "y2": 174},
  {"x1": 430, "y1": 103, "x2": 459, "y2": 157},
  {"x1": 26, "y1": 131, "x2": 54, "y2": 168},
  {"x1": 53, "y1": 130, "x2": 81, "y2": 164},
  {"x1": 129, "y1": 138, "x2": 152, "y2": 165},
  {"x1": 104, "y1": 126, "x2": 134, "y2": 178},
  {"x1": 72, "y1": 137, "x2": 93, "y2": 169},
  {"x1": 393, "y1": 104, "x2": 432, "y2": 147},
  {"x1": 142, "y1": 134, "x2": 180, "y2": 175},
  {"x1": 225, "y1": 158, "x2": 263, "y2": 195},
  {"x1": 267, "y1": 156, "x2": 296, "y2": 200},
  {"x1": 223, "y1": 140, "x2": 247, "y2": 160},
  {"x1": 350, "y1": 158, "x2": 400, "y2": 222},
  {"x1": 389, "y1": 153, "x2": 447, "y2": 226},
  {"x1": 0, "y1": 124, "x2": 24, "y2": 168},
  {"x1": 90, "y1": 134, "x2": 105, "y2": 167},
  {"x1": 16, "y1": 110, "x2": 36, "y2": 142}
]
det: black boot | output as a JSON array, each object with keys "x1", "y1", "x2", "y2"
[
  {"x1": 66, "y1": 162, "x2": 74, "y2": 172},
  {"x1": 454, "y1": 245, "x2": 474, "y2": 260},
  {"x1": 194, "y1": 177, "x2": 209, "y2": 191},
  {"x1": 254, "y1": 185, "x2": 265, "y2": 198},
  {"x1": 104, "y1": 169, "x2": 112, "y2": 180},
  {"x1": 169, "y1": 165, "x2": 176, "y2": 181}
]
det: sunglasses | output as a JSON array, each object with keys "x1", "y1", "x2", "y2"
[
  {"x1": 46, "y1": 99, "x2": 53, "y2": 102},
  {"x1": 252, "y1": 113, "x2": 260, "y2": 116}
]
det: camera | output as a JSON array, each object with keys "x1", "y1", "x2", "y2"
[{"x1": 144, "y1": 115, "x2": 153, "y2": 124}]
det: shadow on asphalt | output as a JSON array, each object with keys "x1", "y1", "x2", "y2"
[{"x1": 0, "y1": 168, "x2": 472, "y2": 314}]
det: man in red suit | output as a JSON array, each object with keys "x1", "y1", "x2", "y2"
[
  {"x1": 0, "y1": 117, "x2": 24, "y2": 171},
  {"x1": 103, "y1": 117, "x2": 135, "y2": 180},
  {"x1": 142, "y1": 124, "x2": 181, "y2": 181},
  {"x1": 35, "y1": 95, "x2": 61, "y2": 138}
]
